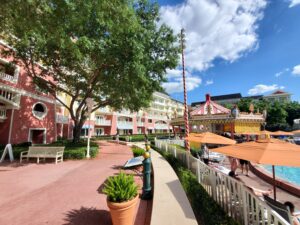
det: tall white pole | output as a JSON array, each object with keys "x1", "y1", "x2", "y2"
[
  {"x1": 86, "y1": 113, "x2": 91, "y2": 158},
  {"x1": 8, "y1": 109, "x2": 15, "y2": 144}
]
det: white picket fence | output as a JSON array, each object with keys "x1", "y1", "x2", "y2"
[{"x1": 155, "y1": 139, "x2": 290, "y2": 225}]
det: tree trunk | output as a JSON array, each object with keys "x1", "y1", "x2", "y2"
[
  {"x1": 72, "y1": 119, "x2": 85, "y2": 143},
  {"x1": 73, "y1": 125, "x2": 82, "y2": 143}
]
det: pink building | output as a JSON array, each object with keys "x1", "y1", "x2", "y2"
[
  {"x1": 0, "y1": 42, "x2": 67, "y2": 145},
  {"x1": 0, "y1": 41, "x2": 184, "y2": 144}
]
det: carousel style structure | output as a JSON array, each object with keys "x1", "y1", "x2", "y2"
[{"x1": 171, "y1": 94, "x2": 266, "y2": 138}]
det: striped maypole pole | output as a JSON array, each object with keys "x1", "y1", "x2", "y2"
[{"x1": 180, "y1": 28, "x2": 190, "y2": 152}]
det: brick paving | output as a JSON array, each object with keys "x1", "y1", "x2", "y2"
[{"x1": 0, "y1": 141, "x2": 151, "y2": 225}]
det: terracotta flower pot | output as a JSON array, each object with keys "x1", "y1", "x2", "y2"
[{"x1": 107, "y1": 195, "x2": 138, "y2": 225}]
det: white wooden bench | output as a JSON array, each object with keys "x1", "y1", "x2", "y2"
[{"x1": 20, "y1": 146, "x2": 65, "y2": 164}]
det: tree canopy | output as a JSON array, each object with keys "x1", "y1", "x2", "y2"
[
  {"x1": 237, "y1": 98, "x2": 300, "y2": 131},
  {"x1": 0, "y1": 0, "x2": 179, "y2": 141}
]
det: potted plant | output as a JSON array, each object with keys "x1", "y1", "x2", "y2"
[{"x1": 103, "y1": 172, "x2": 139, "y2": 225}]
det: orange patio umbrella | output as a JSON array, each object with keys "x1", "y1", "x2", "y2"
[
  {"x1": 272, "y1": 130, "x2": 294, "y2": 136},
  {"x1": 186, "y1": 132, "x2": 236, "y2": 163},
  {"x1": 210, "y1": 138, "x2": 300, "y2": 200},
  {"x1": 292, "y1": 130, "x2": 300, "y2": 134},
  {"x1": 185, "y1": 132, "x2": 236, "y2": 145}
]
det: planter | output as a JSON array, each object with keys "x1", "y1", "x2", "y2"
[{"x1": 107, "y1": 194, "x2": 138, "y2": 225}]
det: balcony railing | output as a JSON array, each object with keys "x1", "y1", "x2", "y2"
[
  {"x1": 98, "y1": 107, "x2": 111, "y2": 114},
  {"x1": 56, "y1": 114, "x2": 69, "y2": 124},
  {"x1": 137, "y1": 121, "x2": 144, "y2": 127},
  {"x1": 154, "y1": 124, "x2": 169, "y2": 130},
  {"x1": 117, "y1": 121, "x2": 133, "y2": 129},
  {"x1": 0, "y1": 107, "x2": 6, "y2": 120},
  {"x1": 0, "y1": 86, "x2": 21, "y2": 108},
  {"x1": 0, "y1": 71, "x2": 18, "y2": 83},
  {"x1": 95, "y1": 119, "x2": 111, "y2": 126}
]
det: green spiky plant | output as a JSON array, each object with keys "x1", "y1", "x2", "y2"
[{"x1": 103, "y1": 172, "x2": 138, "y2": 203}]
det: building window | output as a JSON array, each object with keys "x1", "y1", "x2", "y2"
[{"x1": 32, "y1": 102, "x2": 47, "y2": 119}]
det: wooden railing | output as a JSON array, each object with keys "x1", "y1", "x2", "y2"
[{"x1": 155, "y1": 140, "x2": 290, "y2": 225}]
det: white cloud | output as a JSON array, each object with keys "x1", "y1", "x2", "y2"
[
  {"x1": 275, "y1": 68, "x2": 289, "y2": 77},
  {"x1": 248, "y1": 84, "x2": 281, "y2": 95},
  {"x1": 160, "y1": 0, "x2": 267, "y2": 72},
  {"x1": 292, "y1": 64, "x2": 300, "y2": 76},
  {"x1": 289, "y1": 0, "x2": 300, "y2": 7},
  {"x1": 205, "y1": 79, "x2": 214, "y2": 86},
  {"x1": 162, "y1": 73, "x2": 202, "y2": 94}
]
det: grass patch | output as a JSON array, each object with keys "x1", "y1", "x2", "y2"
[
  {"x1": 152, "y1": 145, "x2": 239, "y2": 225},
  {"x1": 131, "y1": 146, "x2": 145, "y2": 157}
]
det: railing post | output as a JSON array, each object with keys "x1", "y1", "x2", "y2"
[{"x1": 142, "y1": 144, "x2": 152, "y2": 200}]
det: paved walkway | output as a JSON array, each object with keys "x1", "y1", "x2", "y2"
[{"x1": 0, "y1": 142, "x2": 150, "y2": 225}]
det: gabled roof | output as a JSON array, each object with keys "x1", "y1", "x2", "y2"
[
  {"x1": 190, "y1": 94, "x2": 231, "y2": 116},
  {"x1": 271, "y1": 90, "x2": 288, "y2": 95}
]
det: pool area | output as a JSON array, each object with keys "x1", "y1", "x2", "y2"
[{"x1": 263, "y1": 165, "x2": 300, "y2": 186}]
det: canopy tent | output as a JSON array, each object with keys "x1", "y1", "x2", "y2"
[
  {"x1": 210, "y1": 138, "x2": 300, "y2": 199},
  {"x1": 271, "y1": 130, "x2": 294, "y2": 136}
]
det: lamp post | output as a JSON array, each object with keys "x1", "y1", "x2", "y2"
[
  {"x1": 142, "y1": 141, "x2": 152, "y2": 200},
  {"x1": 180, "y1": 28, "x2": 190, "y2": 152},
  {"x1": 86, "y1": 97, "x2": 95, "y2": 158}
]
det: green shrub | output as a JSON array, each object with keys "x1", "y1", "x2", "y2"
[
  {"x1": 103, "y1": 172, "x2": 138, "y2": 203},
  {"x1": 131, "y1": 146, "x2": 145, "y2": 157},
  {"x1": 154, "y1": 147, "x2": 239, "y2": 225},
  {"x1": 64, "y1": 149, "x2": 86, "y2": 159}
]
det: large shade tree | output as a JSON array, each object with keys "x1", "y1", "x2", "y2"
[{"x1": 0, "y1": 0, "x2": 179, "y2": 142}]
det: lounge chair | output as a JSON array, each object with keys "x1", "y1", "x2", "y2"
[{"x1": 263, "y1": 195, "x2": 292, "y2": 224}]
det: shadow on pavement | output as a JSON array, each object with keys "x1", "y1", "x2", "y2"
[{"x1": 63, "y1": 207, "x2": 112, "y2": 225}]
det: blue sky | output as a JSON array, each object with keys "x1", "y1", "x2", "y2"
[{"x1": 157, "y1": 0, "x2": 300, "y2": 104}]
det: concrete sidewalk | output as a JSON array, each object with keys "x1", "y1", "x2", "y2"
[{"x1": 0, "y1": 141, "x2": 150, "y2": 225}]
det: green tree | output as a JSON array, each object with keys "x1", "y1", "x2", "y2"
[
  {"x1": 237, "y1": 98, "x2": 252, "y2": 112},
  {"x1": 254, "y1": 98, "x2": 269, "y2": 113},
  {"x1": 0, "y1": 0, "x2": 179, "y2": 142},
  {"x1": 265, "y1": 101, "x2": 288, "y2": 130},
  {"x1": 285, "y1": 101, "x2": 300, "y2": 127}
]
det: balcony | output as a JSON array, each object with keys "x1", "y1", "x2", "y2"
[
  {"x1": 117, "y1": 121, "x2": 133, "y2": 129},
  {"x1": 0, "y1": 107, "x2": 7, "y2": 121},
  {"x1": 137, "y1": 121, "x2": 144, "y2": 127},
  {"x1": 95, "y1": 119, "x2": 111, "y2": 126},
  {"x1": 154, "y1": 124, "x2": 169, "y2": 130},
  {"x1": 56, "y1": 114, "x2": 69, "y2": 124},
  {"x1": 0, "y1": 71, "x2": 18, "y2": 83},
  {"x1": 98, "y1": 107, "x2": 111, "y2": 114},
  {"x1": 0, "y1": 85, "x2": 21, "y2": 108}
]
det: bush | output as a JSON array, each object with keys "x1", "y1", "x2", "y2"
[
  {"x1": 154, "y1": 146, "x2": 239, "y2": 225},
  {"x1": 103, "y1": 172, "x2": 138, "y2": 203},
  {"x1": 131, "y1": 146, "x2": 145, "y2": 157}
]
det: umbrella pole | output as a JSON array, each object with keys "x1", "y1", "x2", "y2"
[{"x1": 272, "y1": 165, "x2": 276, "y2": 200}]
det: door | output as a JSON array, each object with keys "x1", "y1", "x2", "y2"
[{"x1": 30, "y1": 129, "x2": 45, "y2": 144}]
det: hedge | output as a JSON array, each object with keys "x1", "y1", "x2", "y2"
[
  {"x1": 152, "y1": 145, "x2": 239, "y2": 225},
  {"x1": 131, "y1": 146, "x2": 145, "y2": 157}
]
